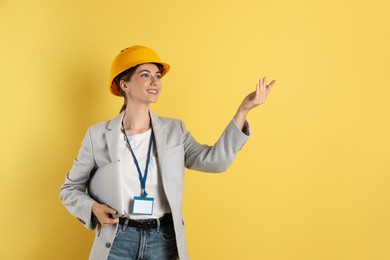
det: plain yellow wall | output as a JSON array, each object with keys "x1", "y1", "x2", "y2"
[{"x1": 1, "y1": 0, "x2": 389, "y2": 259}]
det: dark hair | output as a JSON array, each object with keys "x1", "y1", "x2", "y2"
[
  {"x1": 113, "y1": 65, "x2": 139, "y2": 113},
  {"x1": 114, "y1": 63, "x2": 165, "y2": 113}
]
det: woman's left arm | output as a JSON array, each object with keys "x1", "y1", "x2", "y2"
[
  {"x1": 182, "y1": 77, "x2": 276, "y2": 172},
  {"x1": 234, "y1": 77, "x2": 276, "y2": 130}
]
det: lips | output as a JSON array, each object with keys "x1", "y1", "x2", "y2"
[{"x1": 147, "y1": 89, "x2": 159, "y2": 94}]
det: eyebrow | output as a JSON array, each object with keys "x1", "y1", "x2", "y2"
[{"x1": 138, "y1": 69, "x2": 162, "y2": 75}]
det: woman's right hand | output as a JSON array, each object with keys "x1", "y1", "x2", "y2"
[{"x1": 92, "y1": 202, "x2": 119, "y2": 227}]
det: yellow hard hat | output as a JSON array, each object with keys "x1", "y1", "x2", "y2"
[{"x1": 109, "y1": 45, "x2": 170, "y2": 96}]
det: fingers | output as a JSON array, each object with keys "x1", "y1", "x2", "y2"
[
  {"x1": 101, "y1": 217, "x2": 119, "y2": 227},
  {"x1": 100, "y1": 205, "x2": 119, "y2": 227},
  {"x1": 104, "y1": 205, "x2": 118, "y2": 216},
  {"x1": 268, "y1": 79, "x2": 276, "y2": 88},
  {"x1": 256, "y1": 77, "x2": 267, "y2": 104},
  {"x1": 257, "y1": 77, "x2": 276, "y2": 104},
  {"x1": 260, "y1": 77, "x2": 266, "y2": 101},
  {"x1": 92, "y1": 203, "x2": 119, "y2": 227},
  {"x1": 255, "y1": 80, "x2": 261, "y2": 98},
  {"x1": 239, "y1": 76, "x2": 275, "y2": 112}
]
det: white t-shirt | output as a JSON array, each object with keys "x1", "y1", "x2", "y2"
[{"x1": 118, "y1": 129, "x2": 171, "y2": 219}]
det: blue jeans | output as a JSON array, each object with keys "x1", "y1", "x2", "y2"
[{"x1": 107, "y1": 218, "x2": 179, "y2": 260}]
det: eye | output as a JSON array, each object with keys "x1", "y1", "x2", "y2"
[
  {"x1": 141, "y1": 73, "x2": 150, "y2": 78},
  {"x1": 156, "y1": 74, "x2": 162, "y2": 79}
]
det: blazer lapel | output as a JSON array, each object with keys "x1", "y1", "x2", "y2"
[
  {"x1": 150, "y1": 111, "x2": 166, "y2": 171},
  {"x1": 105, "y1": 110, "x2": 166, "y2": 165},
  {"x1": 105, "y1": 112, "x2": 124, "y2": 162}
]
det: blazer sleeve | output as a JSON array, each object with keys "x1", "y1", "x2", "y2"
[
  {"x1": 183, "y1": 118, "x2": 251, "y2": 172},
  {"x1": 59, "y1": 128, "x2": 98, "y2": 230}
]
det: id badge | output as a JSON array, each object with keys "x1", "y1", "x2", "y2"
[{"x1": 132, "y1": 196, "x2": 154, "y2": 215}]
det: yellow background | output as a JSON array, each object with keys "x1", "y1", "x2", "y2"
[{"x1": 1, "y1": 0, "x2": 389, "y2": 259}]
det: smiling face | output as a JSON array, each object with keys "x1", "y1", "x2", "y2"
[{"x1": 119, "y1": 63, "x2": 163, "y2": 106}]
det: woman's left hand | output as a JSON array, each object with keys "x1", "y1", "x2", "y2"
[
  {"x1": 239, "y1": 77, "x2": 276, "y2": 112},
  {"x1": 234, "y1": 77, "x2": 276, "y2": 130}
]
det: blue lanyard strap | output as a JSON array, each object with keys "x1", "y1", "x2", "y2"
[{"x1": 121, "y1": 121, "x2": 154, "y2": 198}]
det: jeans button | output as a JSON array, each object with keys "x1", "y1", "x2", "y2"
[{"x1": 105, "y1": 242, "x2": 111, "y2": 248}]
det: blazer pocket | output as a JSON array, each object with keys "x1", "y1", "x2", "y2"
[{"x1": 165, "y1": 143, "x2": 184, "y2": 157}]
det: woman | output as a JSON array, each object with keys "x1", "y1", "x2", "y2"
[{"x1": 60, "y1": 45, "x2": 275, "y2": 260}]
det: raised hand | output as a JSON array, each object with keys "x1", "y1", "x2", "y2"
[
  {"x1": 234, "y1": 77, "x2": 276, "y2": 130},
  {"x1": 240, "y1": 77, "x2": 276, "y2": 111}
]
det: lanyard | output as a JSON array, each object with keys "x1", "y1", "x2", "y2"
[{"x1": 121, "y1": 121, "x2": 154, "y2": 198}]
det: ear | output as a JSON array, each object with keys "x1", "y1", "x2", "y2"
[{"x1": 119, "y1": 80, "x2": 130, "y2": 93}]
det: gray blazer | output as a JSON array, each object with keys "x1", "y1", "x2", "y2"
[{"x1": 60, "y1": 111, "x2": 250, "y2": 260}]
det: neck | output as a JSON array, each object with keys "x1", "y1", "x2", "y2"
[{"x1": 123, "y1": 103, "x2": 151, "y2": 135}]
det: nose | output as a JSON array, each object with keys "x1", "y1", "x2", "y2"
[{"x1": 150, "y1": 75, "x2": 159, "y2": 86}]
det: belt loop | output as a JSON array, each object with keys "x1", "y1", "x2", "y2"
[
  {"x1": 156, "y1": 217, "x2": 161, "y2": 233},
  {"x1": 122, "y1": 218, "x2": 129, "y2": 231}
]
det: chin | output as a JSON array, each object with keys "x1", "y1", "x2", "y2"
[{"x1": 152, "y1": 96, "x2": 160, "y2": 102}]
